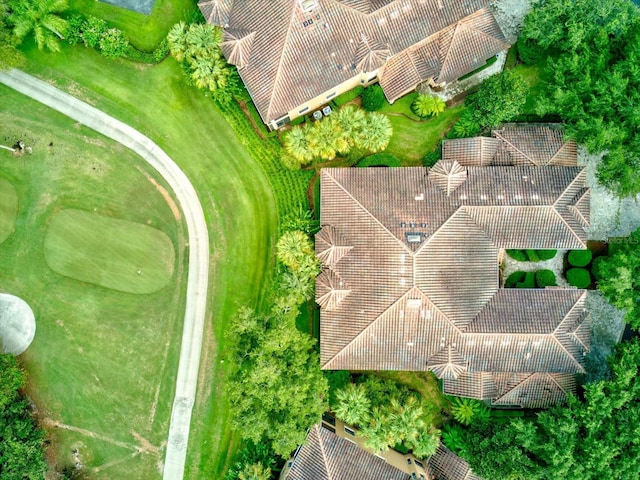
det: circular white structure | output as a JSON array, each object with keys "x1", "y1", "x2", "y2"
[{"x1": 0, "y1": 293, "x2": 36, "y2": 355}]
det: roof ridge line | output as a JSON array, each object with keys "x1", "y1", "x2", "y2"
[
  {"x1": 493, "y1": 130, "x2": 537, "y2": 166},
  {"x1": 550, "y1": 335, "x2": 586, "y2": 373},
  {"x1": 265, "y1": 4, "x2": 298, "y2": 120},
  {"x1": 553, "y1": 291, "x2": 587, "y2": 335},
  {"x1": 492, "y1": 372, "x2": 536, "y2": 403},
  {"x1": 323, "y1": 171, "x2": 413, "y2": 254},
  {"x1": 439, "y1": 21, "x2": 462, "y2": 79},
  {"x1": 323, "y1": 287, "x2": 459, "y2": 369},
  {"x1": 547, "y1": 139, "x2": 575, "y2": 164},
  {"x1": 553, "y1": 169, "x2": 587, "y2": 208},
  {"x1": 544, "y1": 372, "x2": 570, "y2": 395},
  {"x1": 315, "y1": 425, "x2": 335, "y2": 480},
  {"x1": 551, "y1": 204, "x2": 587, "y2": 248}
]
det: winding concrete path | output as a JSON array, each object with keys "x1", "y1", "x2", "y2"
[{"x1": 0, "y1": 69, "x2": 208, "y2": 480}]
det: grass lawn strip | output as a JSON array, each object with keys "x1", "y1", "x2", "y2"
[
  {"x1": 0, "y1": 177, "x2": 18, "y2": 244},
  {"x1": 17, "y1": 42, "x2": 279, "y2": 479},
  {"x1": 0, "y1": 87, "x2": 187, "y2": 478},
  {"x1": 45, "y1": 209, "x2": 175, "y2": 294}
]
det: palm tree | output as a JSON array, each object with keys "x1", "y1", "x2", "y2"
[
  {"x1": 411, "y1": 429, "x2": 441, "y2": 459},
  {"x1": 284, "y1": 124, "x2": 313, "y2": 163},
  {"x1": 308, "y1": 118, "x2": 340, "y2": 160},
  {"x1": 334, "y1": 383, "x2": 371, "y2": 426},
  {"x1": 184, "y1": 23, "x2": 222, "y2": 61},
  {"x1": 411, "y1": 94, "x2": 446, "y2": 118},
  {"x1": 335, "y1": 105, "x2": 367, "y2": 153},
  {"x1": 237, "y1": 463, "x2": 271, "y2": 480},
  {"x1": 358, "y1": 113, "x2": 392, "y2": 152},
  {"x1": 387, "y1": 396, "x2": 425, "y2": 445},
  {"x1": 452, "y1": 112, "x2": 481, "y2": 138},
  {"x1": 360, "y1": 406, "x2": 391, "y2": 453},
  {"x1": 188, "y1": 56, "x2": 229, "y2": 92},
  {"x1": 167, "y1": 21, "x2": 188, "y2": 62},
  {"x1": 276, "y1": 230, "x2": 313, "y2": 271},
  {"x1": 450, "y1": 396, "x2": 489, "y2": 426},
  {"x1": 9, "y1": 0, "x2": 68, "y2": 52}
]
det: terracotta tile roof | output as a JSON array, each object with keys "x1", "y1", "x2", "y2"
[
  {"x1": 200, "y1": 0, "x2": 507, "y2": 124},
  {"x1": 443, "y1": 124, "x2": 579, "y2": 167},
  {"x1": 285, "y1": 424, "x2": 411, "y2": 480},
  {"x1": 317, "y1": 128, "x2": 591, "y2": 399},
  {"x1": 428, "y1": 444, "x2": 481, "y2": 480},
  {"x1": 380, "y1": 8, "x2": 509, "y2": 102},
  {"x1": 443, "y1": 372, "x2": 577, "y2": 408}
]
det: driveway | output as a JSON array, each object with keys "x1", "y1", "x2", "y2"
[{"x1": 0, "y1": 69, "x2": 208, "y2": 480}]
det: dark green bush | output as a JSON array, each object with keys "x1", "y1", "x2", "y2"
[
  {"x1": 525, "y1": 249, "x2": 540, "y2": 262},
  {"x1": 289, "y1": 115, "x2": 305, "y2": 127},
  {"x1": 516, "y1": 36, "x2": 542, "y2": 65},
  {"x1": 505, "y1": 271, "x2": 525, "y2": 288},
  {"x1": 591, "y1": 255, "x2": 607, "y2": 280},
  {"x1": 568, "y1": 249, "x2": 593, "y2": 267},
  {"x1": 361, "y1": 84, "x2": 385, "y2": 111},
  {"x1": 66, "y1": 15, "x2": 84, "y2": 45},
  {"x1": 566, "y1": 268, "x2": 591, "y2": 288},
  {"x1": 535, "y1": 269, "x2": 557, "y2": 287},
  {"x1": 424, "y1": 143, "x2": 442, "y2": 167},
  {"x1": 333, "y1": 86, "x2": 364, "y2": 107},
  {"x1": 518, "y1": 272, "x2": 536, "y2": 288},
  {"x1": 357, "y1": 153, "x2": 401, "y2": 167},
  {"x1": 537, "y1": 249, "x2": 557, "y2": 261},
  {"x1": 506, "y1": 249, "x2": 528, "y2": 262}
]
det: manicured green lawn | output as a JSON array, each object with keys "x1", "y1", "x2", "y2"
[
  {"x1": 0, "y1": 89, "x2": 186, "y2": 478},
  {"x1": 0, "y1": 176, "x2": 18, "y2": 244},
  {"x1": 17, "y1": 40, "x2": 279, "y2": 479},
  {"x1": 68, "y1": 0, "x2": 199, "y2": 51},
  {"x1": 44, "y1": 209, "x2": 175, "y2": 294},
  {"x1": 385, "y1": 106, "x2": 464, "y2": 165},
  {"x1": 379, "y1": 92, "x2": 422, "y2": 121}
]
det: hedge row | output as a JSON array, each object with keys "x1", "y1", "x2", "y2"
[
  {"x1": 506, "y1": 249, "x2": 557, "y2": 262},
  {"x1": 66, "y1": 15, "x2": 169, "y2": 63},
  {"x1": 332, "y1": 86, "x2": 364, "y2": 107},
  {"x1": 505, "y1": 270, "x2": 557, "y2": 288},
  {"x1": 357, "y1": 153, "x2": 402, "y2": 167}
]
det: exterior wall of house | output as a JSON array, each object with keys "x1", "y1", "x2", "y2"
[
  {"x1": 269, "y1": 70, "x2": 381, "y2": 130},
  {"x1": 279, "y1": 413, "x2": 430, "y2": 479}
]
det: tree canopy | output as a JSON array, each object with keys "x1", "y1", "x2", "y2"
[
  {"x1": 519, "y1": 0, "x2": 640, "y2": 196},
  {"x1": 454, "y1": 339, "x2": 640, "y2": 480},
  {"x1": 0, "y1": 354, "x2": 48, "y2": 479},
  {"x1": 596, "y1": 228, "x2": 640, "y2": 329},
  {"x1": 7, "y1": 0, "x2": 68, "y2": 52}
]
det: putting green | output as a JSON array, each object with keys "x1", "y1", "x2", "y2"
[
  {"x1": 44, "y1": 209, "x2": 175, "y2": 294},
  {"x1": 0, "y1": 177, "x2": 18, "y2": 244}
]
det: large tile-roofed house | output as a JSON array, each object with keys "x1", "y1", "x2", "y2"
[
  {"x1": 280, "y1": 419, "x2": 479, "y2": 480},
  {"x1": 316, "y1": 125, "x2": 591, "y2": 408},
  {"x1": 198, "y1": 0, "x2": 509, "y2": 129}
]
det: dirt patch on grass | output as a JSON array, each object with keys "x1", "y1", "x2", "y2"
[{"x1": 140, "y1": 169, "x2": 181, "y2": 221}]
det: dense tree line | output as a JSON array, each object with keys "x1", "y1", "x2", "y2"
[
  {"x1": 0, "y1": 354, "x2": 47, "y2": 479},
  {"x1": 226, "y1": 229, "x2": 327, "y2": 459},
  {"x1": 518, "y1": 0, "x2": 640, "y2": 196},
  {"x1": 449, "y1": 339, "x2": 640, "y2": 480}
]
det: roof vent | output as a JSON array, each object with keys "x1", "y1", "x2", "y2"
[{"x1": 299, "y1": 0, "x2": 316, "y2": 12}]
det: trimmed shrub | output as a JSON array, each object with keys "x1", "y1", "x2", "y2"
[
  {"x1": 568, "y1": 249, "x2": 593, "y2": 267},
  {"x1": 535, "y1": 269, "x2": 557, "y2": 287},
  {"x1": 537, "y1": 249, "x2": 557, "y2": 261},
  {"x1": 525, "y1": 249, "x2": 540, "y2": 262},
  {"x1": 423, "y1": 143, "x2": 442, "y2": 167},
  {"x1": 333, "y1": 86, "x2": 364, "y2": 107},
  {"x1": 289, "y1": 115, "x2": 305, "y2": 127},
  {"x1": 361, "y1": 84, "x2": 385, "y2": 111},
  {"x1": 506, "y1": 249, "x2": 528, "y2": 262},
  {"x1": 505, "y1": 271, "x2": 525, "y2": 288},
  {"x1": 98, "y1": 28, "x2": 129, "y2": 59},
  {"x1": 357, "y1": 153, "x2": 401, "y2": 167},
  {"x1": 518, "y1": 272, "x2": 536, "y2": 288},
  {"x1": 81, "y1": 16, "x2": 109, "y2": 49},
  {"x1": 566, "y1": 268, "x2": 591, "y2": 288},
  {"x1": 65, "y1": 15, "x2": 84, "y2": 45}
]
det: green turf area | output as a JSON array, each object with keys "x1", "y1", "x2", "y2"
[
  {"x1": 384, "y1": 106, "x2": 464, "y2": 165},
  {"x1": 45, "y1": 209, "x2": 174, "y2": 294},
  {"x1": 18, "y1": 40, "x2": 280, "y2": 478},
  {"x1": 0, "y1": 177, "x2": 18, "y2": 244},
  {"x1": 0, "y1": 88, "x2": 187, "y2": 478},
  {"x1": 68, "y1": 0, "x2": 199, "y2": 51}
]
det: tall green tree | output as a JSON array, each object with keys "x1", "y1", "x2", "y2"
[
  {"x1": 8, "y1": 0, "x2": 68, "y2": 51},
  {"x1": 518, "y1": 0, "x2": 640, "y2": 196},
  {"x1": 411, "y1": 94, "x2": 446, "y2": 118},
  {"x1": 465, "y1": 69, "x2": 529, "y2": 130},
  {"x1": 226, "y1": 309, "x2": 328, "y2": 457}
]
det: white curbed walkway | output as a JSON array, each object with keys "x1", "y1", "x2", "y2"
[{"x1": 0, "y1": 69, "x2": 208, "y2": 480}]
